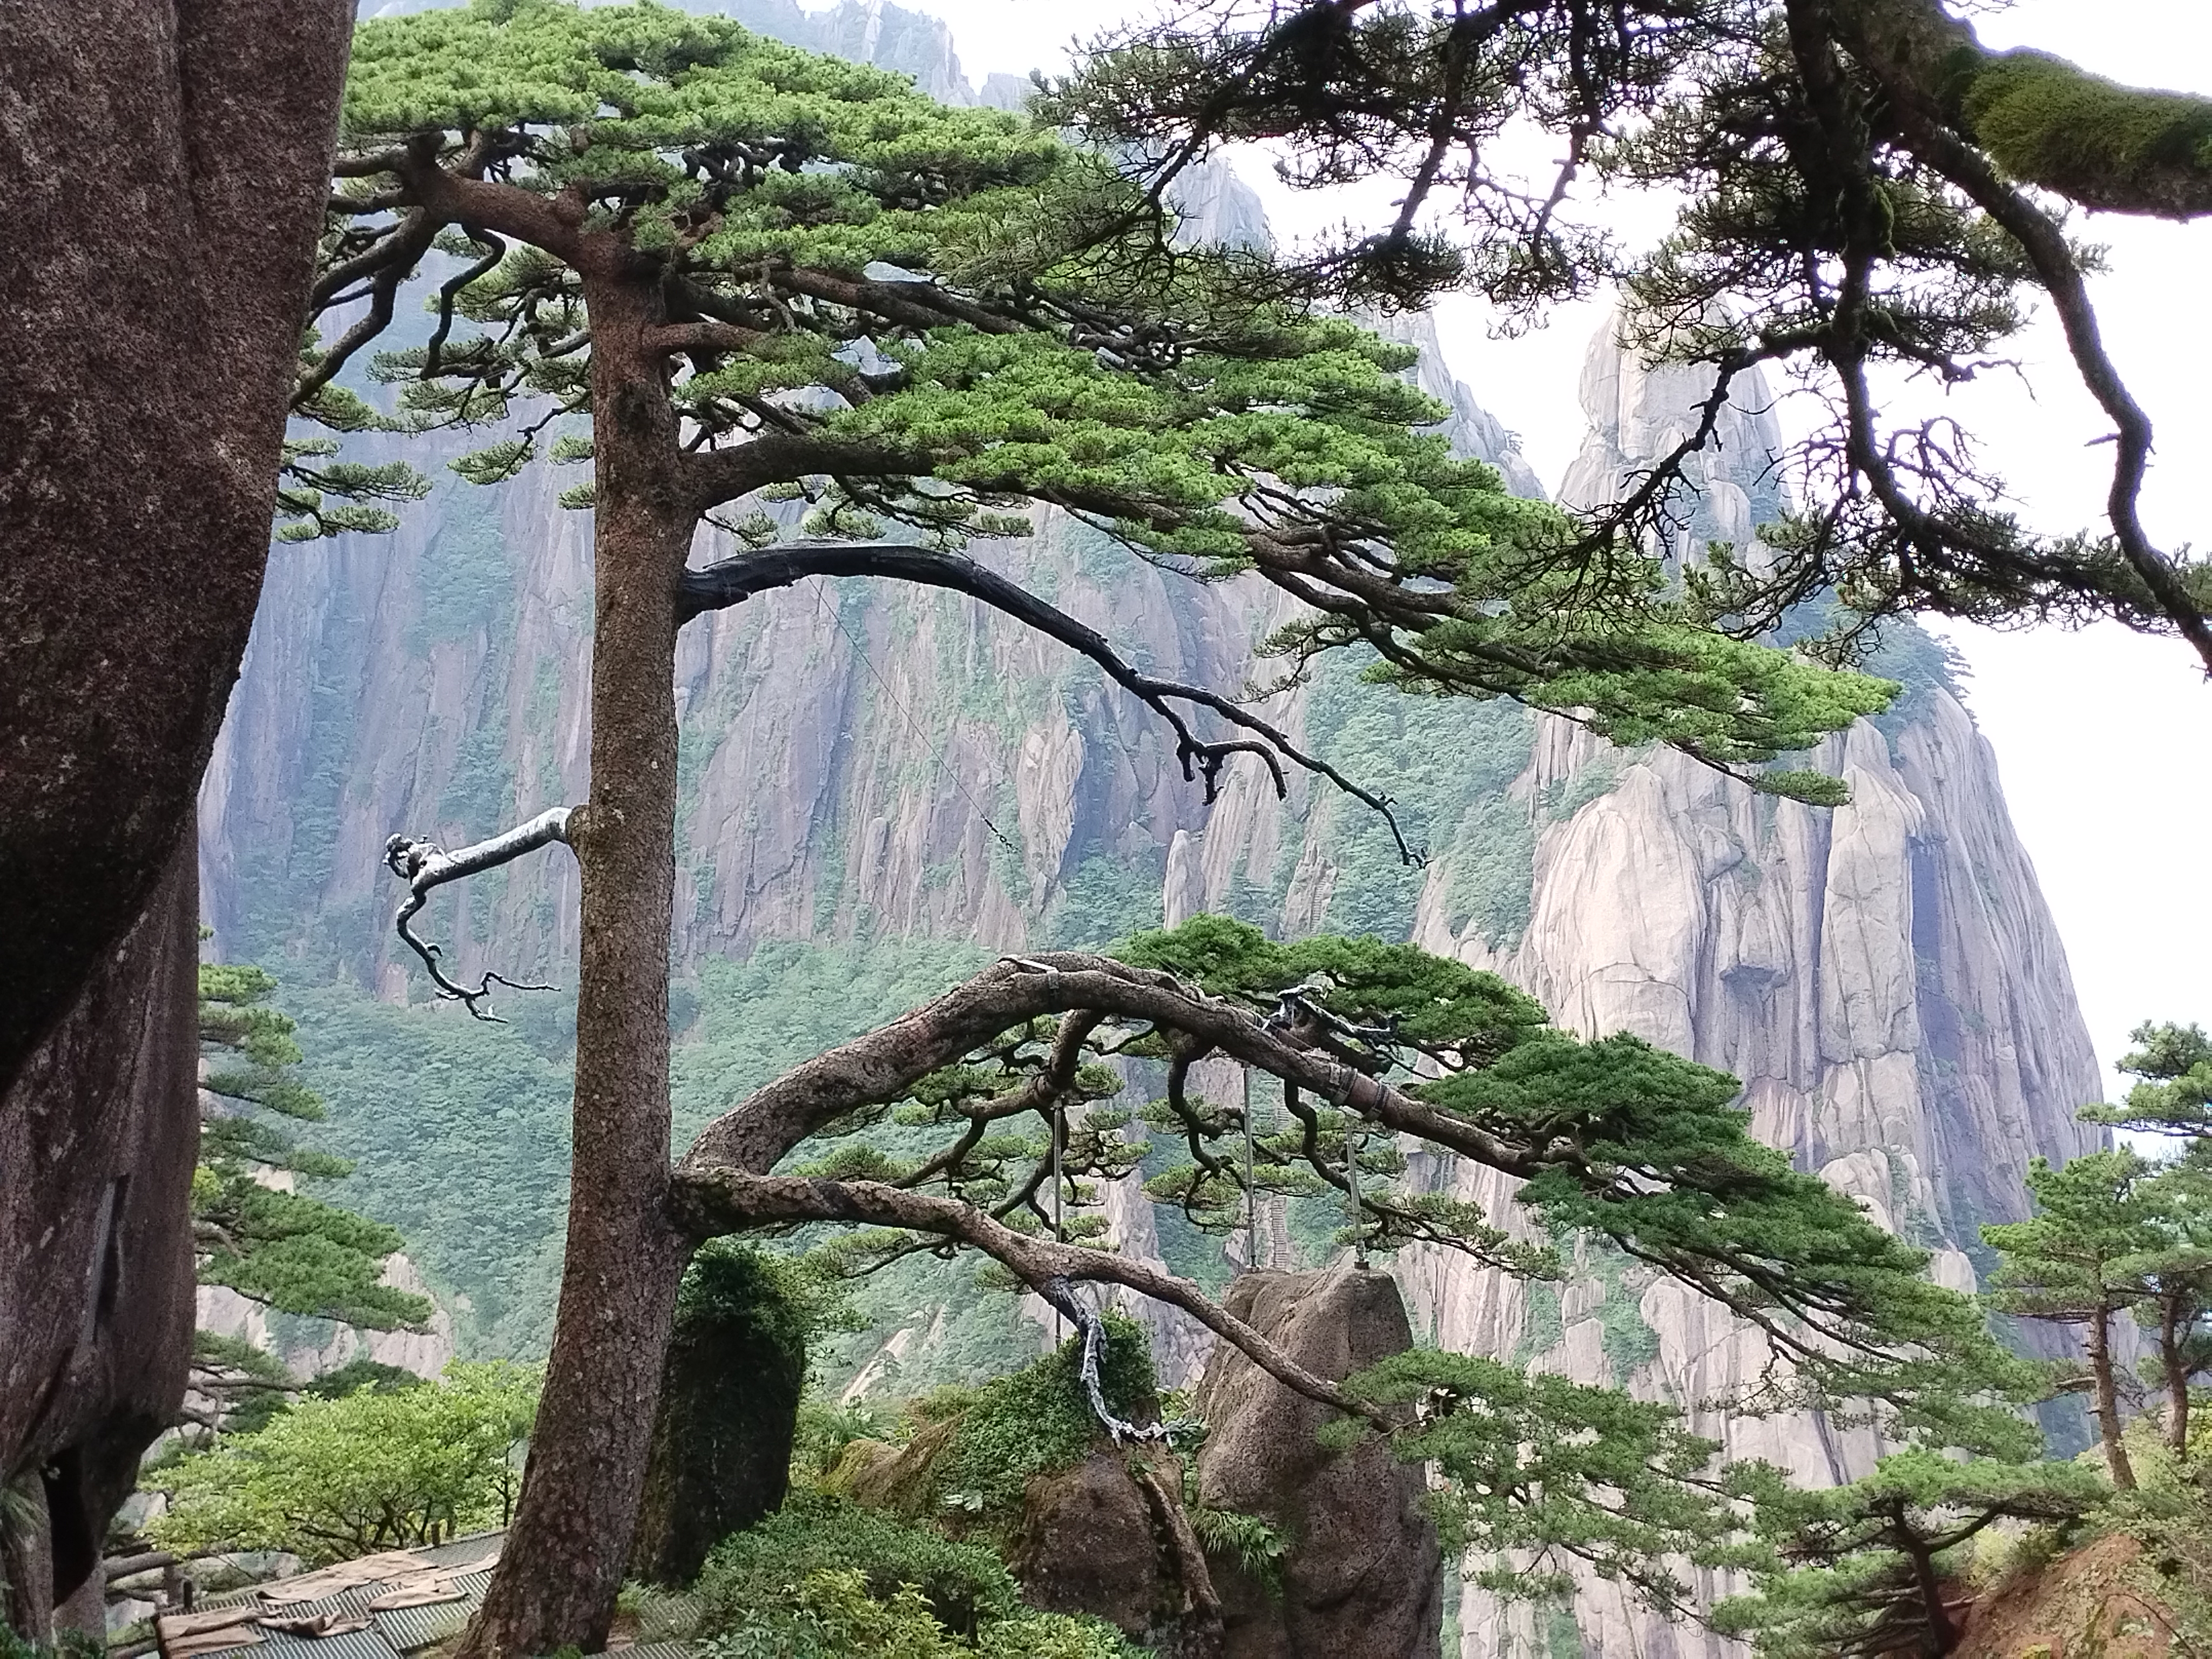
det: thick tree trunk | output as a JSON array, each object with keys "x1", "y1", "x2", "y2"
[
  {"x1": 457, "y1": 277, "x2": 695, "y2": 1659},
  {"x1": 1898, "y1": 1528, "x2": 1955, "y2": 1655},
  {"x1": 2085, "y1": 1310, "x2": 2137, "y2": 1491}
]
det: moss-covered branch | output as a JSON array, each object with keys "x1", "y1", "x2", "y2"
[{"x1": 1839, "y1": 0, "x2": 2212, "y2": 218}]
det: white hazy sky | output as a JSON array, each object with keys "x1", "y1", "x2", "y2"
[{"x1": 861, "y1": 0, "x2": 2212, "y2": 1096}]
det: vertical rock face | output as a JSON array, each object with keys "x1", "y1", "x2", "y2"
[
  {"x1": 1384, "y1": 324, "x2": 2105, "y2": 1659},
  {"x1": 0, "y1": 834, "x2": 200, "y2": 1635}
]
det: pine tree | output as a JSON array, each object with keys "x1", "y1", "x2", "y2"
[
  {"x1": 662, "y1": 914, "x2": 2039, "y2": 1645},
  {"x1": 1712, "y1": 1449, "x2": 2107, "y2": 1659},
  {"x1": 299, "y1": 6, "x2": 1905, "y2": 1650},
  {"x1": 2084, "y1": 1023, "x2": 2212, "y2": 1455},
  {"x1": 1981, "y1": 1150, "x2": 2163, "y2": 1490},
  {"x1": 192, "y1": 960, "x2": 431, "y2": 1428},
  {"x1": 1044, "y1": 0, "x2": 2212, "y2": 668}
]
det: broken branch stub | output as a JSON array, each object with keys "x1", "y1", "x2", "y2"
[{"x1": 381, "y1": 806, "x2": 576, "y2": 1020}]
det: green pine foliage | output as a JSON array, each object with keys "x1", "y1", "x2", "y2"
[
  {"x1": 1340, "y1": 1348, "x2": 1732, "y2": 1612},
  {"x1": 1987, "y1": 1044, "x2": 2212, "y2": 1466},
  {"x1": 2085, "y1": 1021, "x2": 2212, "y2": 1137},
  {"x1": 313, "y1": 0, "x2": 1899, "y2": 808},
  {"x1": 195, "y1": 961, "x2": 432, "y2": 1334},
  {"x1": 1118, "y1": 914, "x2": 2024, "y2": 1436},
  {"x1": 1042, "y1": 3, "x2": 2212, "y2": 650},
  {"x1": 1711, "y1": 1450, "x2": 2109, "y2": 1659}
]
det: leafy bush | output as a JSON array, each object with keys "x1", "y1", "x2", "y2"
[
  {"x1": 700, "y1": 1566, "x2": 1143, "y2": 1659},
  {"x1": 697, "y1": 1493, "x2": 1020, "y2": 1639},
  {"x1": 696, "y1": 1498, "x2": 1147, "y2": 1659},
  {"x1": 221, "y1": 1355, "x2": 424, "y2": 1437},
  {"x1": 923, "y1": 1312, "x2": 1157, "y2": 1525},
  {"x1": 148, "y1": 1360, "x2": 538, "y2": 1562}
]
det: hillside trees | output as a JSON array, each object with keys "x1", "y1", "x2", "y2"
[
  {"x1": 305, "y1": 4, "x2": 1914, "y2": 1651},
  {"x1": 191, "y1": 963, "x2": 433, "y2": 1429},
  {"x1": 1047, "y1": 0, "x2": 2212, "y2": 668},
  {"x1": 1979, "y1": 1020, "x2": 2212, "y2": 1482},
  {"x1": 1982, "y1": 1149, "x2": 2162, "y2": 1491},
  {"x1": 2074, "y1": 1021, "x2": 2212, "y2": 1456},
  {"x1": 149, "y1": 1361, "x2": 539, "y2": 1564},
  {"x1": 1711, "y1": 1449, "x2": 2108, "y2": 1659}
]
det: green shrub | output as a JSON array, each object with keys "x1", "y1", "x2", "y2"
[
  {"x1": 147, "y1": 1360, "x2": 538, "y2": 1562},
  {"x1": 930, "y1": 1313, "x2": 1156, "y2": 1522},
  {"x1": 792, "y1": 1396, "x2": 897, "y2": 1488},
  {"x1": 700, "y1": 1566, "x2": 1143, "y2": 1659},
  {"x1": 697, "y1": 1493, "x2": 1020, "y2": 1638}
]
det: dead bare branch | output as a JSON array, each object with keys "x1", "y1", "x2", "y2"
[{"x1": 381, "y1": 806, "x2": 577, "y2": 1019}]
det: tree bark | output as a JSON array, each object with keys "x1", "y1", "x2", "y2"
[
  {"x1": 1895, "y1": 1523, "x2": 1957, "y2": 1654},
  {"x1": 456, "y1": 274, "x2": 694, "y2": 1659},
  {"x1": 2157, "y1": 1297, "x2": 2190, "y2": 1457},
  {"x1": 2085, "y1": 1309, "x2": 2137, "y2": 1491}
]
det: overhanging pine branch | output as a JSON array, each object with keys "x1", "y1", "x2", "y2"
[
  {"x1": 666, "y1": 1166, "x2": 1390, "y2": 1429},
  {"x1": 674, "y1": 951, "x2": 1912, "y2": 1372},
  {"x1": 679, "y1": 538, "x2": 1418, "y2": 860},
  {"x1": 382, "y1": 807, "x2": 577, "y2": 1019}
]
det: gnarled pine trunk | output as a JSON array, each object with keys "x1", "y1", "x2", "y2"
[{"x1": 457, "y1": 274, "x2": 694, "y2": 1659}]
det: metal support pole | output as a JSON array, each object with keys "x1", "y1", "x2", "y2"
[
  {"x1": 1345, "y1": 1109, "x2": 1368, "y2": 1270},
  {"x1": 1051, "y1": 1100, "x2": 1065, "y2": 1343}
]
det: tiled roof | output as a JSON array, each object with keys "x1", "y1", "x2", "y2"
[
  {"x1": 156, "y1": 1536, "x2": 697, "y2": 1659},
  {"x1": 369, "y1": 1601, "x2": 471, "y2": 1654}
]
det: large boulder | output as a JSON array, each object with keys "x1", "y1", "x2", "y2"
[
  {"x1": 628, "y1": 1244, "x2": 808, "y2": 1587},
  {"x1": 1010, "y1": 1448, "x2": 1165, "y2": 1634},
  {"x1": 1192, "y1": 1265, "x2": 1442, "y2": 1659}
]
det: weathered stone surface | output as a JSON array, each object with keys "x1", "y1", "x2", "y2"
[
  {"x1": 1193, "y1": 1266, "x2": 1442, "y2": 1659},
  {"x1": 0, "y1": 0, "x2": 349, "y2": 1087},
  {"x1": 0, "y1": 837, "x2": 200, "y2": 1635},
  {"x1": 1009, "y1": 1450, "x2": 1163, "y2": 1636},
  {"x1": 1386, "y1": 321, "x2": 2106, "y2": 1659}
]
